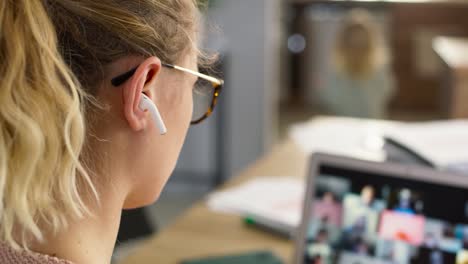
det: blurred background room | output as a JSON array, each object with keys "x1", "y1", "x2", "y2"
[{"x1": 114, "y1": 0, "x2": 468, "y2": 262}]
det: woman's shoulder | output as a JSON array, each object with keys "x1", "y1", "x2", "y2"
[{"x1": 0, "y1": 243, "x2": 73, "y2": 264}]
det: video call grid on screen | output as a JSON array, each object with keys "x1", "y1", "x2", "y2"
[{"x1": 297, "y1": 156, "x2": 468, "y2": 264}]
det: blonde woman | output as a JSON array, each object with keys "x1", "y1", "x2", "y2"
[
  {"x1": 318, "y1": 9, "x2": 395, "y2": 119},
  {"x1": 0, "y1": 1, "x2": 222, "y2": 263}
]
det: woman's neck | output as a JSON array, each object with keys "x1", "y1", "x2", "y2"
[{"x1": 31, "y1": 181, "x2": 127, "y2": 264}]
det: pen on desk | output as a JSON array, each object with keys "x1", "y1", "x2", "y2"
[{"x1": 243, "y1": 216, "x2": 292, "y2": 239}]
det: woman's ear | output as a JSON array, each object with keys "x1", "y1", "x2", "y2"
[{"x1": 121, "y1": 57, "x2": 162, "y2": 131}]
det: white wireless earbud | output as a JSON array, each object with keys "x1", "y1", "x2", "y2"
[{"x1": 139, "y1": 94, "x2": 167, "y2": 135}]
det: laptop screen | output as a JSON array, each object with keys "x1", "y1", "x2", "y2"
[{"x1": 301, "y1": 164, "x2": 468, "y2": 264}]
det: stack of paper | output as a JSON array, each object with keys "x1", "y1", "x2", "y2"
[
  {"x1": 289, "y1": 117, "x2": 392, "y2": 162},
  {"x1": 289, "y1": 117, "x2": 468, "y2": 173},
  {"x1": 207, "y1": 177, "x2": 305, "y2": 232},
  {"x1": 385, "y1": 120, "x2": 468, "y2": 171}
]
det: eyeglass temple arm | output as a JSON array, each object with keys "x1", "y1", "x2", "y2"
[
  {"x1": 111, "y1": 63, "x2": 224, "y2": 87},
  {"x1": 111, "y1": 67, "x2": 137, "y2": 87},
  {"x1": 162, "y1": 63, "x2": 224, "y2": 86}
]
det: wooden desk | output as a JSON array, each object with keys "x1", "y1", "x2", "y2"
[{"x1": 120, "y1": 140, "x2": 308, "y2": 264}]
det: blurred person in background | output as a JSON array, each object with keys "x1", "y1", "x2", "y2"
[{"x1": 318, "y1": 9, "x2": 395, "y2": 119}]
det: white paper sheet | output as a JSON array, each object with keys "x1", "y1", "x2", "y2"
[
  {"x1": 207, "y1": 177, "x2": 305, "y2": 229},
  {"x1": 289, "y1": 117, "x2": 391, "y2": 162}
]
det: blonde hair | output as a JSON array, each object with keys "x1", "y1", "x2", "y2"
[
  {"x1": 0, "y1": 0, "x2": 198, "y2": 250},
  {"x1": 334, "y1": 9, "x2": 388, "y2": 79}
]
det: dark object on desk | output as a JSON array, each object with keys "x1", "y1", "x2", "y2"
[
  {"x1": 243, "y1": 217, "x2": 292, "y2": 239},
  {"x1": 384, "y1": 138, "x2": 435, "y2": 167},
  {"x1": 180, "y1": 251, "x2": 284, "y2": 264},
  {"x1": 385, "y1": 137, "x2": 468, "y2": 175}
]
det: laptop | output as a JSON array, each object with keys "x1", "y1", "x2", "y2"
[{"x1": 294, "y1": 153, "x2": 468, "y2": 264}]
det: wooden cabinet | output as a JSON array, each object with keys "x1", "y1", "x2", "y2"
[
  {"x1": 390, "y1": 3, "x2": 468, "y2": 112},
  {"x1": 433, "y1": 37, "x2": 468, "y2": 118}
]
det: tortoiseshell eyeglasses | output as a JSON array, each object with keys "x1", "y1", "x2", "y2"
[{"x1": 111, "y1": 63, "x2": 224, "y2": 125}]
